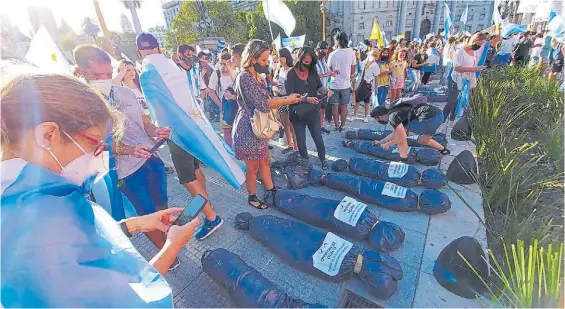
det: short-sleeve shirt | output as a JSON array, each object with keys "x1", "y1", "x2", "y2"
[
  {"x1": 108, "y1": 86, "x2": 157, "y2": 179},
  {"x1": 451, "y1": 48, "x2": 478, "y2": 89},
  {"x1": 390, "y1": 60, "x2": 408, "y2": 78},
  {"x1": 412, "y1": 53, "x2": 428, "y2": 70},
  {"x1": 388, "y1": 104, "x2": 441, "y2": 129},
  {"x1": 376, "y1": 62, "x2": 390, "y2": 87},
  {"x1": 208, "y1": 69, "x2": 235, "y2": 101},
  {"x1": 327, "y1": 48, "x2": 356, "y2": 89}
]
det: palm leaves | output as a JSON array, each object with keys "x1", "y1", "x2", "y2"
[
  {"x1": 82, "y1": 17, "x2": 100, "y2": 41},
  {"x1": 121, "y1": 0, "x2": 142, "y2": 34}
]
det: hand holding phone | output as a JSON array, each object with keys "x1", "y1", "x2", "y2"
[{"x1": 172, "y1": 194, "x2": 208, "y2": 226}]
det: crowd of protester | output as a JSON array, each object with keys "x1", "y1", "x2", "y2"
[{"x1": 2, "y1": 25, "x2": 563, "y2": 306}]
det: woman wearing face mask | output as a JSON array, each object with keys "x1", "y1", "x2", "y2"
[
  {"x1": 411, "y1": 47, "x2": 430, "y2": 88},
  {"x1": 233, "y1": 40, "x2": 302, "y2": 210},
  {"x1": 273, "y1": 48, "x2": 298, "y2": 153},
  {"x1": 443, "y1": 33, "x2": 488, "y2": 127},
  {"x1": 0, "y1": 62, "x2": 199, "y2": 307},
  {"x1": 285, "y1": 46, "x2": 330, "y2": 170}
]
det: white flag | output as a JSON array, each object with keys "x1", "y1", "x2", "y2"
[
  {"x1": 460, "y1": 4, "x2": 469, "y2": 24},
  {"x1": 25, "y1": 25, "x2": 71, "y2": 74},
  {"x1": 262, "y1": 0, "x2": 296, "y2": 37}
]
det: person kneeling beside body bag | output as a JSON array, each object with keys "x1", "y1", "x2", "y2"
[
  {"x1": 312, "y1": 172, "x2": 451, "y2": 215},
  {"x1": 202, "y1": 248, "x2": 325, "y2": 308},
  {"x1": 234, "y1": 213, "x2": 403, "y2": 300},
  {"x1": 265, "y1": 189, "x2": 405, "y2": 253}
]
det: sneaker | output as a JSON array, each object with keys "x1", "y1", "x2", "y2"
[
  {"x1": 278, "y1": 138, "x2": 287, "y2": 146},
  {"x1": 169, "y1": 258, "x2": 181, "y2": 271},
  {"x1": 321, "y1": 160, "x2": 329, "y2": 170},
  {"x1": 195, "y1": 215, "x2": 224, "y2": 241},
  {"x1": 348, "y1": 116, "x2": 355, "y2": 122},
  {"x1": 363, "y1": 116, "x2": 369, "y2": 123},
  {"x1": 165, "y1": 166, "x2": 175, "y2": 174},
  {"x1": 321, "y1": 127, "x2": 331, "y2": 134}
]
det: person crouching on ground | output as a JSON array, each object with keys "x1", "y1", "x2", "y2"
[{"x1": 370, "y1": 103, "x2": 450, "y2": 162}]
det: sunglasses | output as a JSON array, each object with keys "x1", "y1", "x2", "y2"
[{"x1": 77, "y1": 132, "x2": 108, "y2": 157}]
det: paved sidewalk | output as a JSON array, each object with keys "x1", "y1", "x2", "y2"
[{"x1": 132, "y1": 99, "x2": 487, "y2": 307}]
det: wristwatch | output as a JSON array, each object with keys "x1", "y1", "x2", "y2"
[{"x1": 119, "y1": 219, "x2": 132, "y2": 238}]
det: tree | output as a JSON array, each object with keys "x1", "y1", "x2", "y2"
[
  {"x1": 121, "y1": 0, "x2": 143, "y2": 35},
  {"x1": 111, "y1": 31, "x2": 138, "y2": 61},
  {"x1": 82, "y1": 17, "x2": 100, "y2": 43}
]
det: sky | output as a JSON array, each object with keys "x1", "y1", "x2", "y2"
[{"x1": 1, "y1": 0, "x2": 166, "y2": 36}]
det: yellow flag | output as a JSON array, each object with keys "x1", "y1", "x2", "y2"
[
  {"x1": 369, "y1": 18, "x2": 384, "y2": 48},
  {"x1": 396, "y1": 34, "x2": 405, "y2": 40}
]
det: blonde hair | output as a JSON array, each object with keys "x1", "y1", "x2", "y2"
[
  {"x1": 0, "y1": 61, "x2": 123, "y2": 155},
  {"x1": 241, "y1": 39, "x2": 270, "y2": 69},
  {"x1": 392, "y1": 49, "x2": 408, "y2": 61}
]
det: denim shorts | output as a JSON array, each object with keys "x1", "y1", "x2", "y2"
[
  {"x1": 329, "y1": 88, "x2": 351, "y2": 105},
  {"x1": 409, "y1": 111, "x2": 444, "y2": 136},
  {"x1": 120, "y1": 156, "x2": 168, "y2": 215}
]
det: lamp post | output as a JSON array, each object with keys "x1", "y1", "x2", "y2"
[{"x1": 320, "y1": 0, "x2": 327, "y2": 42}]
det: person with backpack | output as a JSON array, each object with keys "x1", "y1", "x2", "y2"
[
  {"x1": 208, "y1": 52, "x2": 237, "y2": 147},
  {"x1": 370, "y1": 102, "x2": 450, "y2": 162},
  {"x1": 512, "y1": 31, "x2": 533, "y2": 67}
]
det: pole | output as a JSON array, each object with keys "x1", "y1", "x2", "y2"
[
  {"x1": 321, "y1": 0, "x2": 326, "y2": 41},
  {"x1": 264, "y1": 0, "x2": 275, "y2": 42}
]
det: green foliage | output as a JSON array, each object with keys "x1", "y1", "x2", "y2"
[
  {"x1": 461, "y1": 239, "x2": 563, "y2": 308},
  {"x1": 111, "y1": 31, "x2": 138, "y2": 62}
]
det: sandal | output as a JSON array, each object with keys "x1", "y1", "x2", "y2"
[
  {"x1": 248, "y1": 194, "x2": 268, "y2": 210},
  {"x1": 440, "y1": 148, "x2": 451, "y2": 155}
]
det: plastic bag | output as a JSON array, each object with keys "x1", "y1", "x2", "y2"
[
  {"x1": 267, "y1": 189, "x2": 405, "y2": 252},
  {"x1": 202, "y1": 248, "x2": 324, "y2": 308},
  {"x1": 272, "y1": 153, "x2": 313, "y2": 190},
  {"x1": 349, "y1": 157, "x2": 446, "y2": 189},
  {"x1": 234, "y1": 213, "x2": 403, "y2": 300},
  {"x1": 331, "y1": 159, "x2": 349, "y2": 172},
  {"x1": 446, "y1": 150, "x2": 477, "y2": 185},
  {"x1": 433, "y1": 236, "x2": 488, "y2": 299},
  {"x1": 346, "y1": 130, "x2": 448, "y2": 148},
  {"x1": 451, "y1": 116, "x2": 472, "y2": 141},
  {"x1": 272, "y1": 166, "x2": 290, "y2": 189},
  {"x1": 319, "y1": 173, "x2": 451, "y2": 215},
  {"x1": 343, "y1": 140, "x2": 441, "y2": 166}
]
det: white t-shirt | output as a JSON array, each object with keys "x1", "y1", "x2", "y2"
[
  {"x1": 273, "y1": 67, "x2": 291, "y2": 95},
  {"x1": 129, "y1": 88, "x2": 150, "y2": 116},
  {"x1": 208, "y1": 69, "x2": 234, "y2": 99},
  {"x1": 426, "y1": 50, "x2": 441, "y2": 66},
  {"x1": 530, "y1": 37, "x2": 544, "y2": 57},
  {"x1": 499, "y1": 36, "x2": 518, "y2": 55},
  {"x1": 327, "y1": 48, "x2": 356, "y2": 90},
  {"x1": 451, "y1": 48, "x2": 478, "y2": 89},
  {"x1": 355, "y1": 59, "x2": 380, "y2": 88},
  {"x1": 442, "y1": 45, "x2": 453, "y2": 65}
]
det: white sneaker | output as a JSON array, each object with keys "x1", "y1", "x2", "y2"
[
  {"x1": 348, "y1": 116, "x2": 355, "y2": 122},
  {"x1": 363, "y1": 116, "x2": 369, "y2": 123},
  {"x1": 278, "y1": 138, "x2": 286, "y2": 146}
]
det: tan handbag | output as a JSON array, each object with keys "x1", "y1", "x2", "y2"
[
  {"x1": 250, "y1": 108, "x2": 280, "y2": 140},
  {"x1": 237, "y1": 76, "x2": 281, "y2": 140}
]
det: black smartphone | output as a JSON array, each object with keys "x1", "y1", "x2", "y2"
[
  {"x1": 172, "y1": 194, "x2": 208, "y2": 226},
  {"x1": 148, "y1": 138, "x2": 168, "y2": 154}
]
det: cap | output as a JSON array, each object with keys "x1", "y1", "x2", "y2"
[{"x1": 136, "y1": 33, "x2": 159, "y2": 50}]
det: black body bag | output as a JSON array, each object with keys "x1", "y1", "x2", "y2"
[
  {"x1": 349, "y1": 157, "x2": 447, "y2": 189},
  {"x1": 266, "y1": 189, "x2": 405, "y2": 253},
  {"x1": 234, "y1": 213, "x2": 403, "y2": 300},
  {"x1": 316, "y1": 172, "x2": 451, "y2": 215},
  {"x1": 202, "y1": 248, "x2": 325, "y2": 308},
  {"x1": 343, "y1": 140, "x2": 441, "y2": 166},
  {"x1": 345, "y1": 129, "x2": 448, "y2": 148}
]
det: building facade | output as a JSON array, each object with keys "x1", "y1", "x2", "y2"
[
  {"x1": 161, "y1": 0, "x2": 181, "y2": 29},
  {"x1": 148, "y1": 26, "x2": 167, "y2": 48},
  {"x1": 328, "y1": 0, "x2": 494, "y2": 44},
  {"x1": 120, "y1": 13, "x2": 134, "y2": 33}
]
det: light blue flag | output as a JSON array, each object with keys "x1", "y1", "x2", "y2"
[
  {"x1": 547, "y1": 13, "x2": 565, "y2": 39},
  {"x1": 455, "y1": 79, "x2": 471, "y2": 118},
  {"x1": 281, "y1": 35, "x2": 306, "y2": 50},
  {"x1": 476, "y1": 41, "x2": 490, "y2": 79},
  {"x1": 444, "y1": 1, "x2": 453, "y2": 41},
  {"x1": 502, "y1": 23, "x2": 528, "y2": 38},
  {"x1": 1, "y1": 159, "x2": 173, "y2": 308},
  {"x1": 139, "y1": 54, "x2": 245, "y2": 189},
  {"x1": 460, "y1": 4, "x2": 469, "y2": 25}
]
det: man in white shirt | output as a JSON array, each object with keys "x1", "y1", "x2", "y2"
[
  {"x1": 208, "y1": 52, "x2": 236, "y2": 146},
  {"x1": 529, "y1": 32, "x2": 544, "y2": 65},
  {"x1": 327, "y1": 31, "x2": 356, "y2": 131},
  {"x1": 178, "y1": 45, "x2": 206, "y2": 106},
  {"x1": 494, "y1": 34, "x2": 517, "y2": 66}
]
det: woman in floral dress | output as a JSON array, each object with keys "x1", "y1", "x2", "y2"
[{"x1": 232, "y1": 39, "x2": 301, "y2": 209}]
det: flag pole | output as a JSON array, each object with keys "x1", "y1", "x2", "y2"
[{"x1": 264, "y1": 0, "x2": 275, "y2": 42}]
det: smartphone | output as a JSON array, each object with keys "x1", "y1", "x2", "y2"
[
  {"x1": 172, "y1": 194, "x2": 208, "y2": 226},
  {"x1": 148, "y1": 138, "x2": 168, "y2": 154}
]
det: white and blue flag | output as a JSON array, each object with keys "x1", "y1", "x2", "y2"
[
  {"x1": 443, "y1": 1, "x2": 453, "y2": 41},
  {"x1": 1, "y1": 159, "x2": 173, "y2": 307},
  {"x1": 139, "y1": 54, "x2": 245, "y2": 189},
  {"x1": 460, "y1": 4, "x2": 469, "y2": 25}
]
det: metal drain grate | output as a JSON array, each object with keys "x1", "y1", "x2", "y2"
[{"x1": 339, "y1": 290, "x2": 383, "y2": 308}]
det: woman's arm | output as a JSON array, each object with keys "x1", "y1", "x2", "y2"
[
  {"x1": 383, "y1": 124, "x2": 407, "y2": 149},
  {"x1": 374, "y1": 131, "x2": 395, "y2": 145},
  {"x1": 150, "y1": 241, "x2": 183, "y2": 275}
]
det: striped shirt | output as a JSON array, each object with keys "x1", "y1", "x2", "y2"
[{"x1": 316, "y1": 58, "x2": 329, "y2": 88}]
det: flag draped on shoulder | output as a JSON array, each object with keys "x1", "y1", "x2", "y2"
[
  {"x1": 0, "y1": 159, "x2": 173, "y2": 307},
  {"x1": 262, "y1": 0, "x2": 296, "y2": 37},
  {"x1": 139, "y1": 54, "x2": 245, "y2": 189},
  {"x1": 369, "y1": 18, "x2": 385, "y2": 48}
]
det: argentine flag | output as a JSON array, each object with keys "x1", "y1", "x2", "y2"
[
  {"x1": 139, "y1": 54, "x2": 245, "y2": 189},
  {"x1": 1, "y1": 159, "x2": 173, "y2": 307}
]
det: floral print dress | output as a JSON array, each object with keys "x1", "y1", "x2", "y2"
[{"x1": 232, "y1": 70, "x2": 270, "y2": 161}]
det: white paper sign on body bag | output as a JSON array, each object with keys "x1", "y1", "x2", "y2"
[
  {"x1": 334, "y1": 196, "x2": 368, "y2": 227},
  {"x1": 312, "y1": 232, "x2": 354, "y2": 276}
]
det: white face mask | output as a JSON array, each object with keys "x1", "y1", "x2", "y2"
[
  {"x1": 90, "y1": 79, "x2": 113, "y2": 97},
  {"x1": 46, "y1": 132, "x2": 109, "y2": 185}
]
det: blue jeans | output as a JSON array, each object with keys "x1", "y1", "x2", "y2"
[
  {"x1": 410, "y1": 112, "x2": 444, "y2": 136},
  {"x1": 376, "y1": 86, "x2": 389, "y2": 106},
  {"x1": 329, "y1": 88, "x2": 351, "y2": 105},
  {"x1": 120, "y1": 156, "x2": 168, "y2": 215}
]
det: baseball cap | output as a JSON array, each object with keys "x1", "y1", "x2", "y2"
[
  {"x1": 136, "y1": 33, "x2": 159, "y2": 50},
  {"x1": 316, "y1": 41, "x2": 329, "y2": 49}
]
